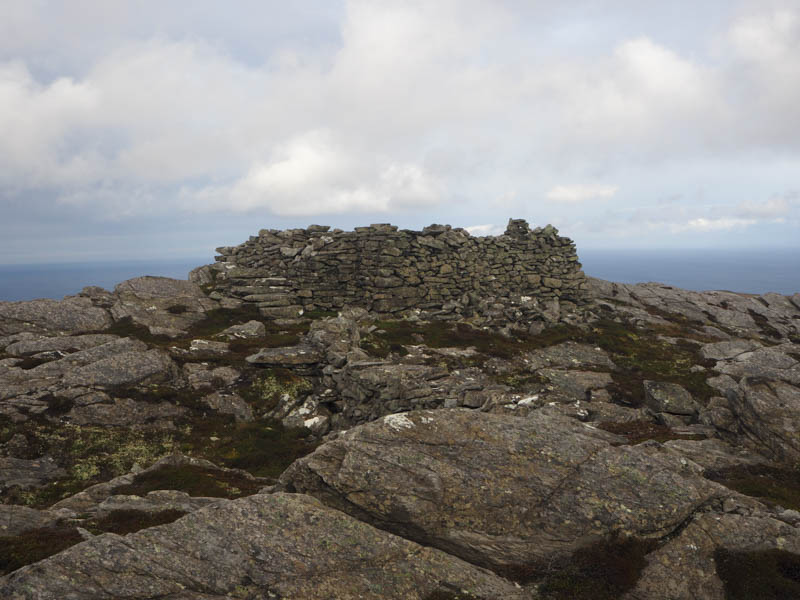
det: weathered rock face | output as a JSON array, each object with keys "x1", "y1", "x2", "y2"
[
  {"x1": 0, "y1": 493, "x2": 527, "y2": 600},
  {"x1": 588, "y1": 277, "x2": 800, "y2": 342},
  {"x1": 643, "y1": 380, "x2": 699, "y2": 418},
  {"x1": 204, "y1": 218, "x2": 587, "y2": 319},
  {"x1": 725, "y1": 377, "x2": 800, "y2": 463},
  {"x1": 0, "y1": 297, "x2": 111, "y2": 336},
  {"x1": 3, "y1": 246, "x2": 800, "y2": 598},
  {"x1": 0, "y1": 456, "x2": 66, "y2": 490},
  {"x1": 624, "y1": 511, "x2": 800, "y2": 600},
  {"x1": 111, "y1": 276, "x2": 219, "y2": 337},
  {"x1": 279, "y1": 409, "x2": 724, "y2": 571},
  {"x1": 0, "y1": 336, "x2": 180, "y2": 424}
]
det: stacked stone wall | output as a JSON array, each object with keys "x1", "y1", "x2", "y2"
[{"x1": 210, "y1": 219, "x2": 587, "y2": 318}]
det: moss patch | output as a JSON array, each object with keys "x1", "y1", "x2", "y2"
[
  {"x1": 715, "y1": 548, "x2": 800, "y2": 599},
  {"x1": 85, "y1": 508, "x2": 187, "y2": 535},
  {"x1": 103, "y1": 316, "x2": 172, "y2": 345},
  {"x1": 0, "y1": 511, "x2": 188, "y2": 575},
  {"x1": 0, "y1": 420, "x2": 177, "y2": 507},
  {"x1": 177, "y1": 417, "x2": 316, "y2": 480},
  {"x1": 361, "y1": 320, "x2": 582, "y2": 361},
  {"x1": 535, "y1": 537, "x2": 658, "y2": 599},
  {"x1": 114, "y1": 464, "x2": 261, "y2": 498},
  {"x1": 586, "y1": 321, "x2": 716, "y2": 407},
  {"x1": 0, "y1": 526, "x2": 83, "y2": 575},
  {"x1": 492, "y1": 371, "x2": 547, "y2": 392},
  {"x1": 238, "y1": 369, "x2": 312, "y2": 415},
  {"x1": 706, "y1": 465, "x2": 800, "y2": 511},
  {"x1": 361, "y1": 317, "x2": 717, "y2": 408}
]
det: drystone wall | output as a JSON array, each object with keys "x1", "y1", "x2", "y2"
[{"x1": 208, "y1": 219, "x2": 587, "y2": 319}]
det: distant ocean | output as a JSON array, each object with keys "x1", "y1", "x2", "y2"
[
  {"x1": 0, "y1": 249, "x2": 797, "y2": 302},
  {"x1": 0, "y1": 259, "x2": 209, "y2": 302},
  {"x1": 579, "y1": 248, "x2": 799, "y2": 296}
]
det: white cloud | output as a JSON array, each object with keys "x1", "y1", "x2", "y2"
[
  {"x1": 0, "y1": 0, "x2": 799, "y2": 256},
  {"x1": 677, "y1": 217, "x2": 757, "y2": 232},
  {"x1": 465, "y1": 224, "x2": 504, "y2": 236},
  {"x1": 546, "y1": 184, "x2": 619, "y2": 204},
  {"x1": 185, "y1": 131, "x2": 443, "y2": 216},
  {"x1": 736, "y1": 195, "x2": 793, "y2": 219}
]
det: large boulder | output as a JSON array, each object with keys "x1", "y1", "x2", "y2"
[
  {"x1": 0, "y1": 456, "x2": 66, "y2": 490},
  {"x1": 0, "y1": 298, "x2": 111, "y2": 336},
  {"x1": 0, "y1": 493, "x2": 527, "y2": 600},
  {"x1": 110, "y1": 276, "x2": 218, "y2": 337},
  {"x1": 279, "y1": 409, "x2": 724, "y2": 571},
  {"x1": 643, "y1": 380, "x2": 699, "y2": 417},
  {"x1": 726, "y1": 377, "x2": 800, "y2": 463},
  {"x1": 62, "y1": 349, "x2": 177, "y2": 388},
  {"x1": 624, "y1": 511, "x2": 800, "y2": 600},
  {"x1": 4, "y1": 334, "x2": 118, "y2": 356}
]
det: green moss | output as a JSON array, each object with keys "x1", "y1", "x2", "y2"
[
  {"x1": 103, "y1": 316, "x2": 172, "y2": 345},
  {"x1": 1, "y1": 421, "x2": 177, "y2": 507},
  {"x1": 114, "y1": 464, "x2": 261, "y2": 498},
  {"x1": 706, "y1": 465, "x2": 800, "y2": 511},
  {"x1": 492, "y1": 372, "x2": 547, "y2": 391},
  {"x1": 536, "y1": 537, "x2": 658, "y2": 599},
  {"x1": 715, "y1": 548, "x2": 800, "y2": 599},
  {"x1": 85, "y1": 509, "x2": 187, "y2": 535},
  {"x1": 177, "y1": 417, "x2": 317, "y2": 480},
  {"x1": 585, "y1": 321, "x2": 716, "y2": 407},
  {"x1": 0, "y1": 526, "x2": 83, "y2": 575},
  {"x1": 362, "y1": 317, "x2": 716, "y2": 408},
  {"x1": 238, "y1": 369, "x2": 312, "y2": 415}
]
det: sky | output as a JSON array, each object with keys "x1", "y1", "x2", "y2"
[{"x1": 1, "y1": 0, "x2": 799, "y2": 264}]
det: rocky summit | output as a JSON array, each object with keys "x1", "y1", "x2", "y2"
[{"x1": 1, "y1": 220, "x2": 800, "y2": 599}]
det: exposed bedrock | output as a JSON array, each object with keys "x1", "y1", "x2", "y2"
[
  {"x1": 0, "y1": 493, "x2": 527, "y2": 600},
  {"x1": 279, "y1": 408, "x2": 727, "y2": 572}
]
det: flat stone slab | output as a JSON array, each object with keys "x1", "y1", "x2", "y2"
[
  {"x1": 5, "y1": 334, "x2": 119, "y2": 356},
  {"x1": 0, "y1": 456, "x2": 66, "y2": 490},
  {"x1": 279, "y1": 408, "x2": 724, "y2": 571},
  {"x1": 246, "y1": 343, "x2": 322, "y2": 366},
  {"x1": 0, "y1": 298, "x2": 111, "y2": 336},
  {"x1": 0, "y1": 493, "x2": 527, "y2": 600},
  {"x1": 643, "y1": 380, "x2": 699, "y2": 416}
]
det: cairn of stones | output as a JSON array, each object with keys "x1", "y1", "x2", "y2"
[{"x1": 209, "y1": 218, "x2": 587, "y2": 320}]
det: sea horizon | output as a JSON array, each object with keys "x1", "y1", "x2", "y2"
[{"x1": 0, "y1": 247, "x2": 797, "y2": 302}]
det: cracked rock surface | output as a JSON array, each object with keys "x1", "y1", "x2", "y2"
[{"x1": 1, "y1": 493, "x2": 527, "y2": 600}]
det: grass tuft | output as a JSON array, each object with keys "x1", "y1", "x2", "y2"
[
  {"x1": 114, "y1": 464, "x2": 261, "y2": 498},
  {"x1": 0, "y1": 526, "x2": 83, "y2": 576},
  {"x1": 715, "y1": 548, "x2": 800, "y2": 599},
  {"x1": 535, "y1": 536, "x2": 658, "y2": 599},
  {"x1": 706, "y1": 465, "x2": 800, "y2": 511}
]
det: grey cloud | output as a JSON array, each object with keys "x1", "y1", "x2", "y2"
[{"x1": 1, "y1": 0, "x2": 800, "y2": 262}]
